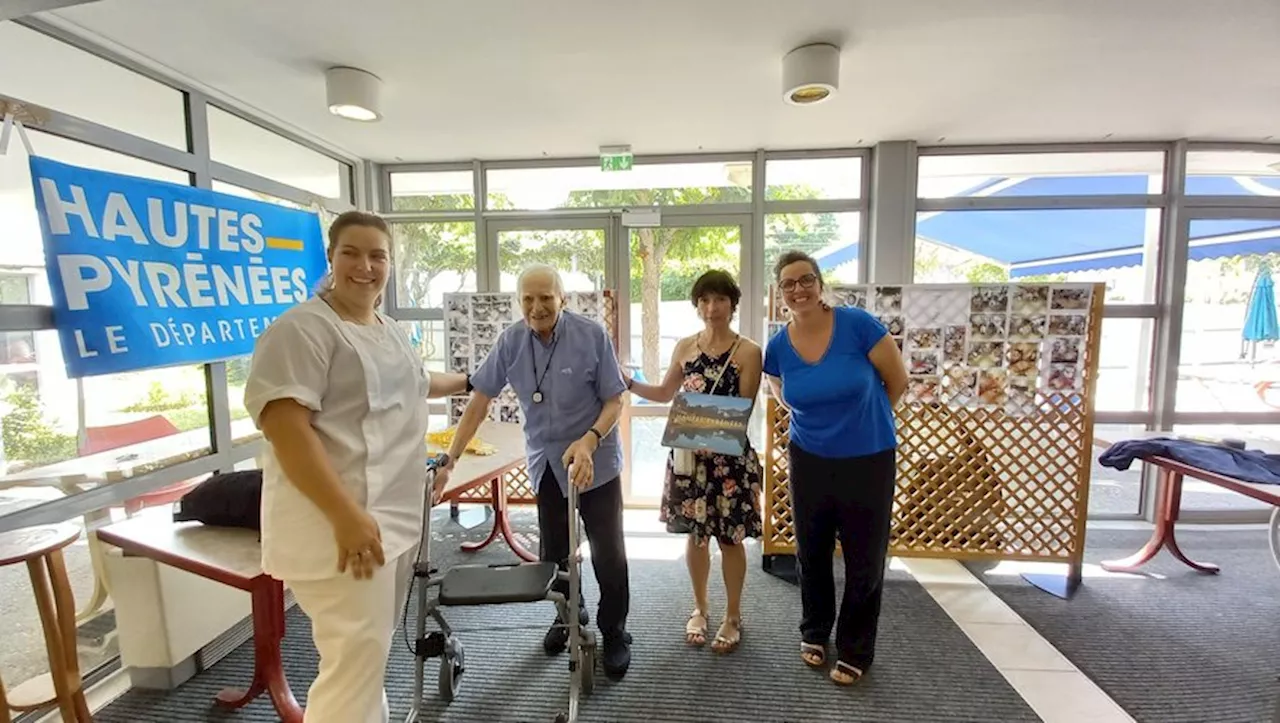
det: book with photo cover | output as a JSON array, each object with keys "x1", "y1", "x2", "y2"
[{"x1": 661, "y1": 392, "x2": 754, "y2": 456}]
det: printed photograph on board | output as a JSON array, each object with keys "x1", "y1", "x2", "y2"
[
  {"x1": 1007, "y1": 342, "x2": 1041, "y2": 376},
  {"x1": 943, "y1": 326, "x2": 968, "y2": 363},
  {"x1": 472, "y1": 294, "x2": 514, "y2": 323},
  {"x1": 879, "y1": 315, "x2": 906, "y2": 336},
  {"x1": 1047, "y1": 363, "x2": 1081, "y2": 391},
  {"x1": 907, "y1": 327, "x2": 942, "y2": 350},
  {"x1": 474, "y1": 322, "x2": 500, "y2": 344},
  {"x1": 1007, "y1": 375, "x2": 1038, "y2": 412},
  {"x1": 944, "y1": 367, "x2": 977, "y2": 405},
  {"x1": 1050, "y1": 337, "x2": 1081, "y2": 365},
  {"x1": 977, "y1": 369, "x2": 1009, "y2": 405},
  {"x1": 1050, "y1": 287, "x2": 1091, "y2": 311},
  {"x1": 1011, "y1": 285, "x2": 1050, "y2": 314},
  {"x1": 875, "y1": 286, "x2": 903, "y2": 313},
  {"x1": 970, "y1": 286, "x2": 1010, "y2": 313},
  {"x1": 908, "y1": 350, "x2": 941, "y2": 376},
  {"x1": 1048, "y1": 314, "x2": 1087, "y2": 337},
  {"x1": 1009, "y1": 314, "x2": 1048, "y2": 341},
  {"x1": 830, "y1": 287, "x2": 867, "y2": 310},
  {"x1": 969, "y1": 314, "x2": 1007, "y2": 342},
  {"x1": 967, "y1": 342, "x2": 1006, "y2": 369},
  {"x1": 907, "y1": 376, "x2": 940, "y2": 405},
  {"x1": 500, "y1": 405, "x2": 522, "y2": 424}
]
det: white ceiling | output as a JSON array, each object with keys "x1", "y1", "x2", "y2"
[{"x1": 36, "y1": 0, "x2": 1280, "y2": 164}]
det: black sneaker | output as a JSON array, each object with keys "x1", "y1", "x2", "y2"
[
  {"x1": 543, "y1": 608, "x2": 589, "y2": 655},
  {"x1": 602, "y1": 630, "x2": 632, "y2": 679}
]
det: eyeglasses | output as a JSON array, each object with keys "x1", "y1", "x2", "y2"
[{"x1": 779, "y1": 274, "x2": 818, "y2": 292}]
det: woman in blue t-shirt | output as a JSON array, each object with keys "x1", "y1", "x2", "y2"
[{"x1": 762, "y1": 250, "x2": 908, "y2": 687}]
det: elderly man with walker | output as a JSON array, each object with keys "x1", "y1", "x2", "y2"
[{"x1": 435, "y1": 264, "x2": 634, "y2": 680}]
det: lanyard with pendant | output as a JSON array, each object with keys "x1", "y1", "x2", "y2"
[{"x1": 529, "y1": 327, "x2": 561, "y2": 404}]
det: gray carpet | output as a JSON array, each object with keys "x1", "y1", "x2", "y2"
[
  {"x1": 970, "y1": 526, "x2": 1280, "y2": 723},
  {"x1": 97, "y1": 509, "x2": 1039, "y2": 723}
]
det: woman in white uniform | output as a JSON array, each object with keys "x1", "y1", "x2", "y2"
[{"x1": 244, "y1": 211, "x2": 469, "y2": 723}]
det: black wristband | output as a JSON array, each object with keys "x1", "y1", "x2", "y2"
[
  {"x1": 465, "y1": 374, "x2": 473, "y2": 393},
  {"x1": 588, "y1": 427, "x2": 603, "y2": 442}
]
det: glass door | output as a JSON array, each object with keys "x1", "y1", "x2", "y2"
[
  {"x1": 488, "y1": 217, "x2": 611, "y2": 293},
  {"x1": 617, "y1": 216, "x2": 753, "y2": 505},
  {"x1": 1171, "y1": 211, "x2": 1280, "y2": 518}
]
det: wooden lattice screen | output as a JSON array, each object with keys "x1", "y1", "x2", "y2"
[
  {"x1": 763, "y1": 283, "x2": 1103, "y2": 567},
  {"x1": 451, "y1": 290, "x2": 620, "y2": 506}
]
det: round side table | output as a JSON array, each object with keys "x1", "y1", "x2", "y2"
[{"x1": 0, "y1": 523, "x2": 92, "y2": 723}]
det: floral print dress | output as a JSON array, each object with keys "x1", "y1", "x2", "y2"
[{"x1": 660, "y1": 347, "x2": 764, "y2": 546}]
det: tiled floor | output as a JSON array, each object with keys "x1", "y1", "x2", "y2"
[
  {"x1": 54, "y1": 517, "x2": 1142, "y2": 723},
  {"x1": 901, "y1": 557, "x2": 1136, "y2": 723}
]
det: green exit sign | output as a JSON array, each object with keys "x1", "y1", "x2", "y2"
[{"x1": 600, "y1": 145, "x2": 633, "y2": 172}]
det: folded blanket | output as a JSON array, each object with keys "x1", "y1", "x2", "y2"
[{"x1": 1098, "y1": 437, "x2": 1280, "y2": 486}]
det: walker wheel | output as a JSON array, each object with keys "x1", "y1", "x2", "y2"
[
  {"x1": 438, "y1": 637, "x2": 464, "y2": 702},
  {"x1": 579, "y1": 640, "x2": 596, "y2": 695}
]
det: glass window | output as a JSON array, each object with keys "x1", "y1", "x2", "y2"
[
  {"x1": 766, "y1": 157, "x2": 862, "y2": 200},
  {"x1": 0, "y1": 129, "x2": 190, "y2": 295},
  {"x1": 391, "y1": 221, "x2": 477, "y2": 310},
  {"x1": 1169, "y1": 424, "x2": 1280, "y2": 512},
  {"x1": 390, "y1": 171, "x2": 475, "y2": 211},
  {"x1": 1096, "y1": 318, "x2": 1153, "y2": 413},
  {"x1": 913, "y1": 208, "x2": 1160, "y2": 304},
  {"x1": 1089, "y1": 423, "x2": 1147, "y2": 516},
  {"x1": 918, "y1": 151, "x2": 1165, "y2": 199},
  {"x1": 398, "y1": 321, "x2": 446, "y2": 373},
  {"x1": 208, "y1": 106, "x2": 351, "y2": 200},
  {"x1": 223, "y1": 354, "x2": 256, "y2": 443},
  {"x1": 211, "y1": 180, "x2": 337, "y2": 249},
  {"x1": 764, "y1": 211, "x2": 860, "y2": 335},
  {"x1": 1185, "y1": 150, "x2": 1280, "y2": 196},
  {"x1": 498, "y1": 228, "x2": 606, "y2": 292},
  {"x1": 0, "y1": 274, "x2": 31, "y2": 304},
  {"x1": 1177, "y1": 221, "x2": 1280, "y2": 414},
  {"x1": 486, "y1": 161, "x2": 752, "y2": 210},
  {"x1": 1, "y1": 331, "x2": 210, "y2": 476},
  {"x1": 627, "y1": 416, "x2": 667, "y2": 502},
  {"x1": 0, "y1": 24, "x2": 187, "y2": 149},
  {"x1": 0, "y1": 331, "x2": 36, "y2": 365},
  {"x1": 627, "y1": 225, "x2": 741, "y2": 385}
]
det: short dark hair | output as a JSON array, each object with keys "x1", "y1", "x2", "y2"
[
  {"x1": 690, "y1": 269, "x2": 741, "y2": 310},
  {"x1": 773, "y1": 249, "x2": 825, "y2": 289},
  {"x1": 327, "y1": 211, "x2": 390, "y2": 255}
]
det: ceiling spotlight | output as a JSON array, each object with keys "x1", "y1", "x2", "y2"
[
  {"x1": 326, "y1": 66, "x2": 382, "y2": 122},
  {"x1": 782, "y1": 43, "x2": 840, "y2": 106}
]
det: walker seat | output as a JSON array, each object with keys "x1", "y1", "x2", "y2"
[{"x1": 438, "y1": 562, "x2": 559, "y2": 606}]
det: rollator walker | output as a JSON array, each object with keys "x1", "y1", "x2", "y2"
[{"x1": 404, "y1": 457, "x2": 596, "y2": 723}]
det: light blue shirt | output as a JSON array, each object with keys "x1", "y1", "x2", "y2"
[{"x1": 470, "y1": 310, "x2": 627, "y2": 495}]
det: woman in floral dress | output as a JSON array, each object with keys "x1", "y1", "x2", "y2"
[{"x1": 625, "y1": 270, "x2": 763, "y2": 654}]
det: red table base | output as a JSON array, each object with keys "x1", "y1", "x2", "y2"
[
  {"x1": 459, "y1": 478, "x2": 538, "y2": 562},
  {"x1": 214, "y1": 577, "x2": 304, "y2": 722},
  {"x1": 1101, "y1": 468, "x2": 1221, "y2": 575}
]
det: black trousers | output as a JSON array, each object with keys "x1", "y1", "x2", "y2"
[
  {"x1": 789, "y1": 443, "x2": 896, "y2": 670},
  {"x1": 536, "y1": 467, "x2": 630, "y2": 636}
]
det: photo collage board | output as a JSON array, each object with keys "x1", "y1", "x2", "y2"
[
  {"x1": 768, "y1": 283, "x2": 1095, "y2": 416},
  {"x1": 443, "y1": 291, "x2": 608, "y2": 426}
]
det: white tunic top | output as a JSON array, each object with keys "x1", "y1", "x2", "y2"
[{"x1": 243, "y1": 296, "x2": 430, "y2": 582}]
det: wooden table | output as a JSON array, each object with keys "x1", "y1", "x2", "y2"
[
  {"x1": 92, "y1": 421, "x2": 529, "y2": 722},
  {"x1": 94, "y1": 519, "x2": 302, "y2": 722},
  {"x1": 430, "y1": 421, "x2": 534, "y2": 561},
  {"x1": 1095, "y1": 432, "x2": 1280, "y2": 574}
]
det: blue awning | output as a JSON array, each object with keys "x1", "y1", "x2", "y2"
[
  {"x1": 912, "y1": 176, "x2": 1280, "y2": 278},
  {"x1": 809, "y1": 175, "x2": 1280, "y2": 277}
]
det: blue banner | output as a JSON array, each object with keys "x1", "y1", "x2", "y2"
[{"x1": 29, "y1": 156, "x2": 328, "y2": 377}]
